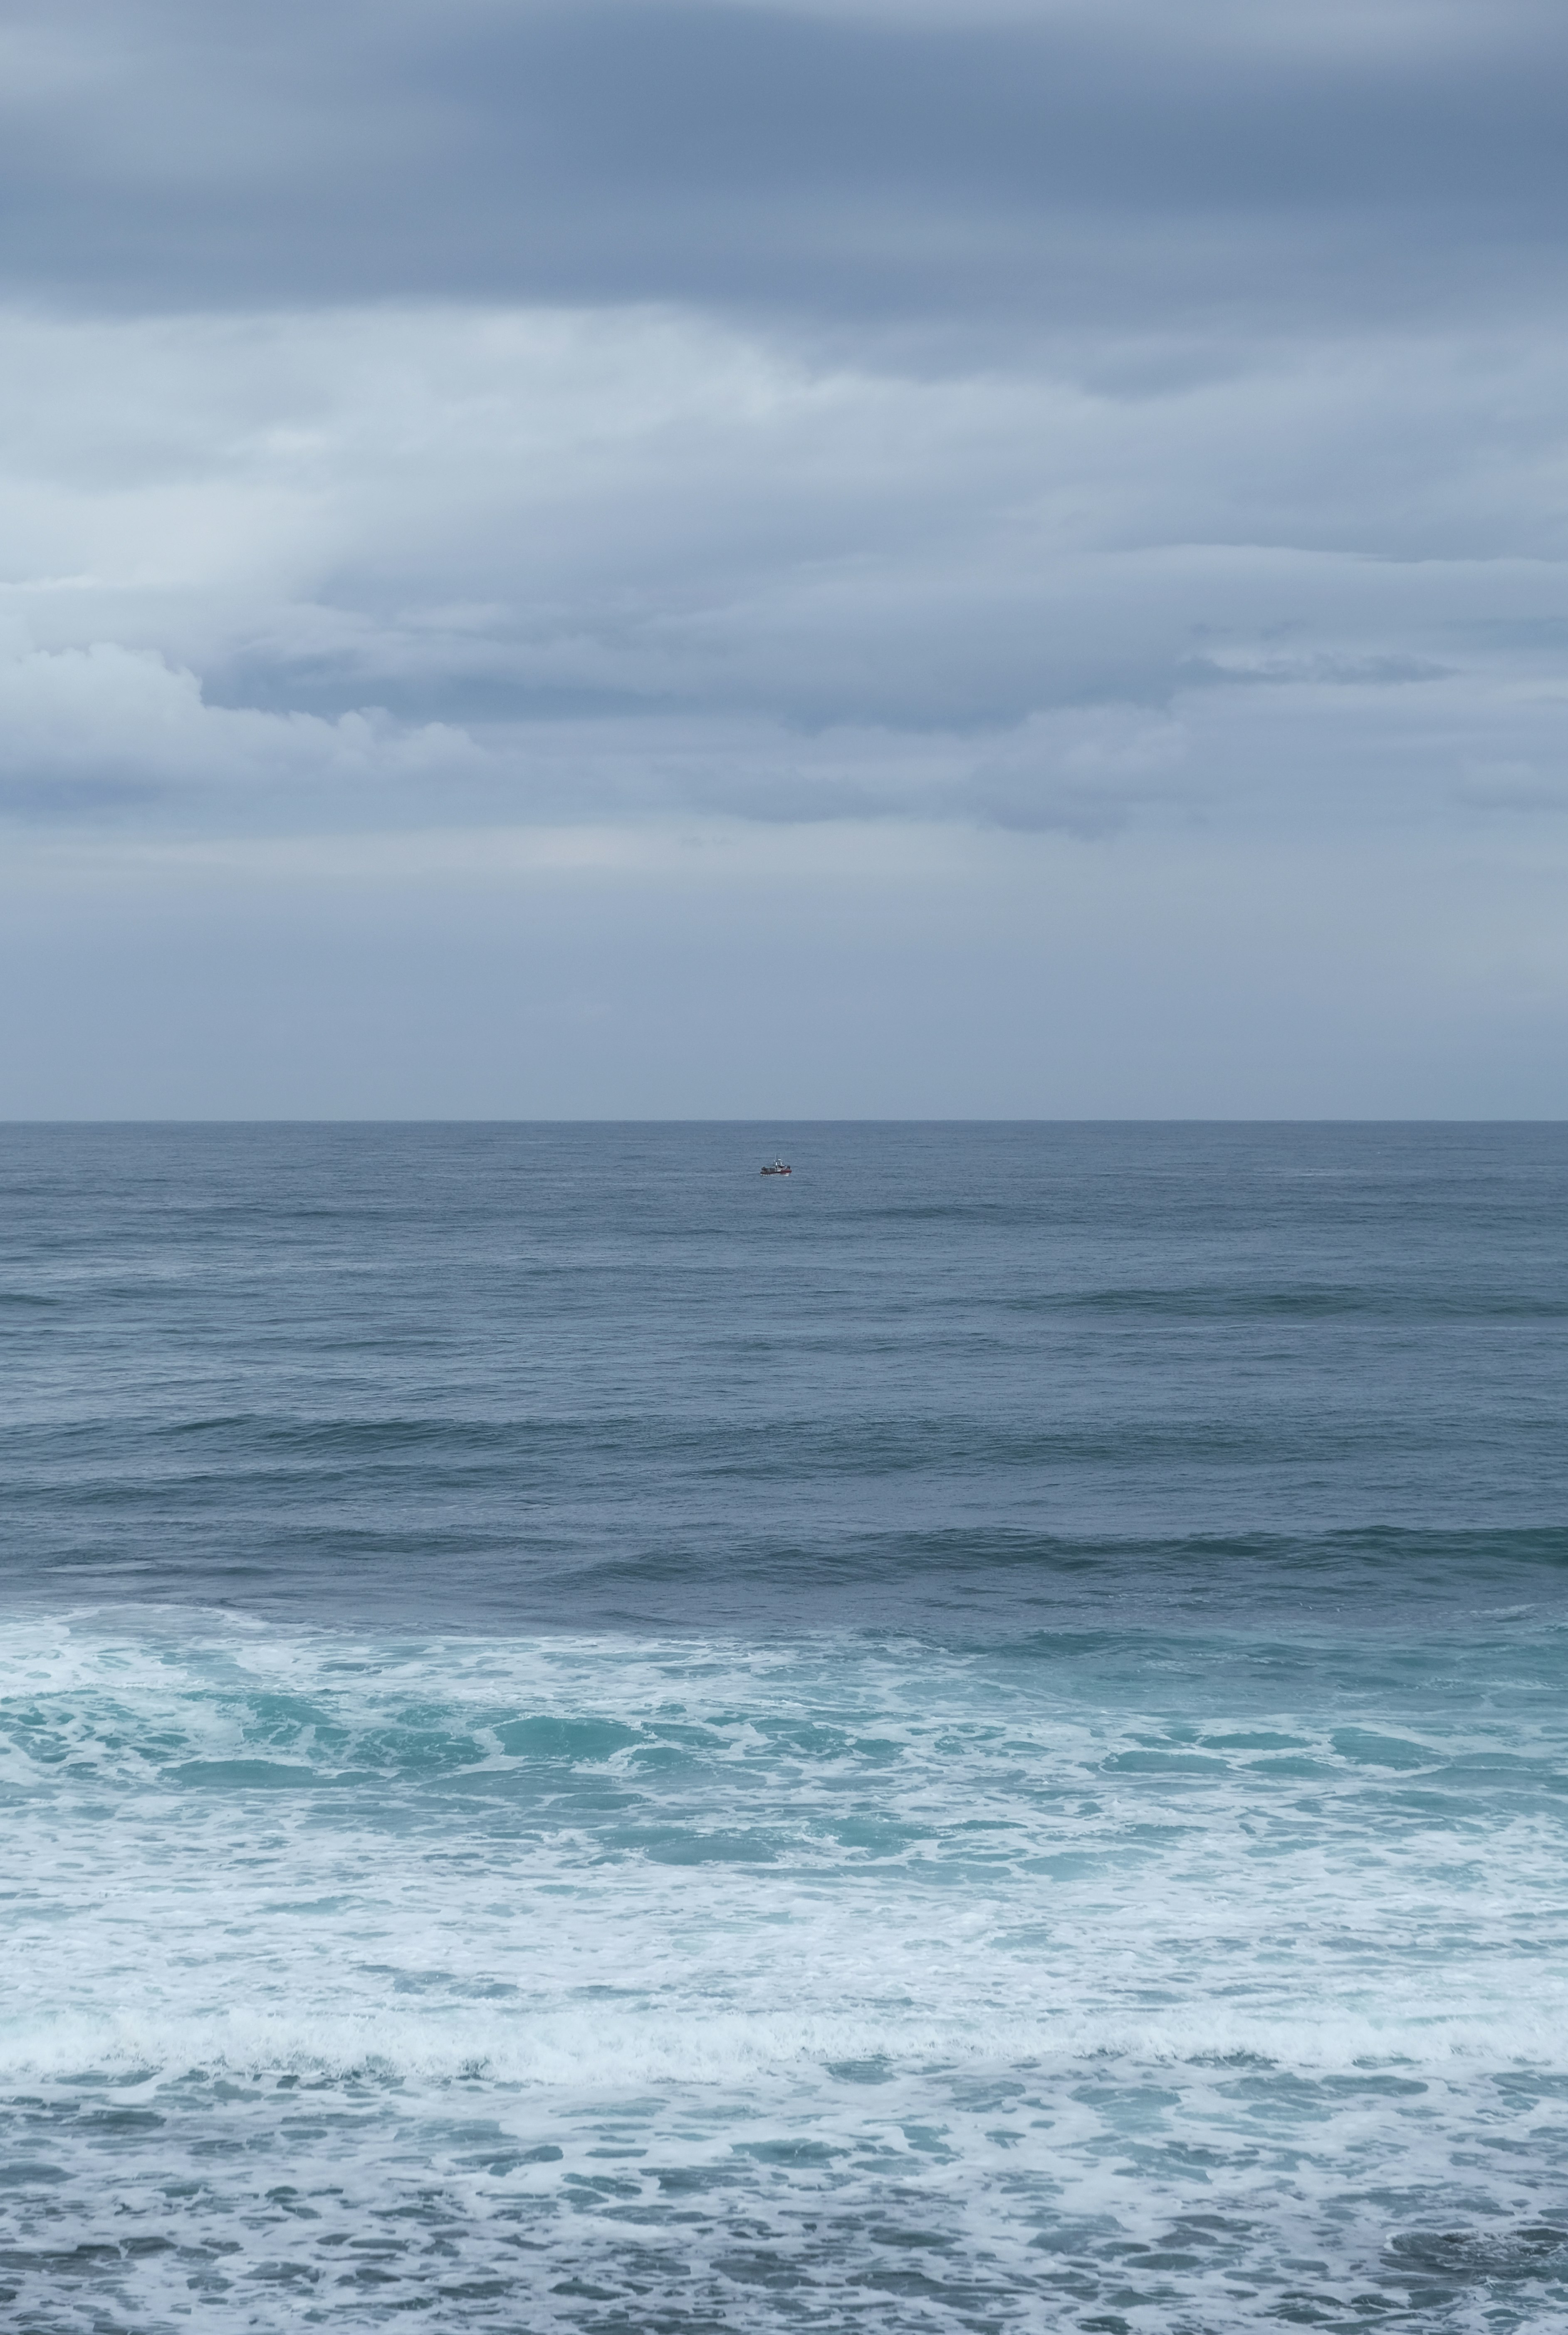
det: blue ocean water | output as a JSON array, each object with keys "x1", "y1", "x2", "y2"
[{"x1": 4, "y1": 1121, "x2": 1568, "y2": 2332}]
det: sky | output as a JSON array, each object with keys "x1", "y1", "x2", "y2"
[{"x1": 4, "y1": 0, "x2": 1568, "y2": 1116}]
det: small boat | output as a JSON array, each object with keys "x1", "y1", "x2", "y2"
[{"x1": 760, "y1": 1157, "x2": 792, "y2": 1176}]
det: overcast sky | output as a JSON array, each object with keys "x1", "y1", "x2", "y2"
[{"x1": 4, "y1": 0, "x2": 1567, "y2": 1114}]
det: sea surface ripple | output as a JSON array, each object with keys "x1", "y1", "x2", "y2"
[{"x1": 3, "y1": 1122, "x2": 1568, "y2": 2331}]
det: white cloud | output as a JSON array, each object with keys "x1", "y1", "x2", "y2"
[{"x1": 0, "y1": 636, "x2": 485, "y2": 824}]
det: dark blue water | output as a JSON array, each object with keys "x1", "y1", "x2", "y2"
[{"x1": 5, "y1": 1122, "x2": 1568, "y2": 2332}]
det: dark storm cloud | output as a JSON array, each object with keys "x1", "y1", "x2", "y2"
[{"x1": 5, "y1": 0, "x2": 1568, "y2": 329}]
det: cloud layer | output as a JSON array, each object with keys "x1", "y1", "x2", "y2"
[
  {"x1": 4, "y1": 0, "x2": 1568, "y2": 1108},
  {"x1": 5, "y1": 0, "x2": 1568, "y2": 327},
  {"x1": 3, "y1": 302, "x2": 1565, "y2": 834}
]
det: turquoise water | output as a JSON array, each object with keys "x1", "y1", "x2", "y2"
[{"x1": 4, "y1": 1124, "x2": 1568, "y2": 2330}]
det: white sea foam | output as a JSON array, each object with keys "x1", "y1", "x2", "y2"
[{"x1": 6, "y1": 1608, "x2": 1568, "y2": 2330}]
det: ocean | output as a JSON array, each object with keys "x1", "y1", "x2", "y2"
[{"x1": 4, "y1": 1120, "x2": 1568, "y2": 2332}]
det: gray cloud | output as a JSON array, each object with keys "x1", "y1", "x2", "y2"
[
  {"x1": 6, "y1": 2, "x2": 1568, "y2": 1111},
  {"x1": 2, "y1": 296, "x2": 1566, "y2": 821},
  {"x1": 4, "y1": 0, "x2": 1568, "y2": 334}
]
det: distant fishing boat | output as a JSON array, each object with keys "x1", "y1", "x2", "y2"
[{"x1": 760, "y1": 1158, "x2": 792, "y2": 1176}]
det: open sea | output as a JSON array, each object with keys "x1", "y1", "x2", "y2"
[{"x1": 5, "y1": 1119, "x2": 1568, "y2": 2334}]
